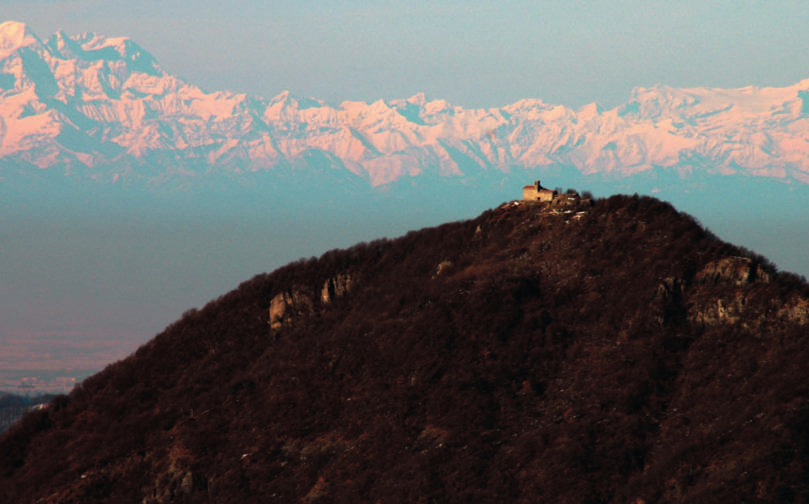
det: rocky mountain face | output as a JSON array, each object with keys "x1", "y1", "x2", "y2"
[
  {"x1": 1, "y1": 194, "x2": 808, "y2": 503},
  {"x1": 4, "y1": 20, "x2": 809, "y2": 187}
]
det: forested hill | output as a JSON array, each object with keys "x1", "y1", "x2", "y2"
[{"x1": 2, "y1": 195, "x2": 809, "y2": 503}]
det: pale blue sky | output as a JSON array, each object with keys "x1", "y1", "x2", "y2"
[{"x1": 3, "y1": 0, "x2": 809, "y2": 108}]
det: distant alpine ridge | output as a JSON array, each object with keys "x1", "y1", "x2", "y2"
[{"x1": 3, "y1": 20, "x2": 809, "y2": 186}]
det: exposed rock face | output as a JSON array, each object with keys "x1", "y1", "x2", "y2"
[
  {"x1": 650, "y1": 257, "x2": 803, "y2": 328},
  {"x1": 690, "y1": 294, "x2": 748, "y2": 326},
  {"x1": 695, "y1": 257, "x2": 771, "y2": 286},
  {"x1": 321, "y1": 274, "x2": 352, "y2": 304},
  {"x1": 778, "y1": 297, "x2": 809, "y2": 325},
  {"x1": 550, "y1": 192, "x2": 580, "y2": 208},
  {"x1": 268, "y1": 293, "x2": 286, "y2": 329},
  {"x1": 143, "y1": 453, "x2": 198, "y2": 504},
  {"x1": 270, "y1": 275, "x2": 354, "y2": 329},
  {"x1": 269, "y1": 289, "x2": 314, "y2": 330},
  {"x1": 434, "y1": 261, "x2": 453, "y2": 278},
  {"x1": 688, "y1": 259, "x2": 750, "y2": 326},
  {"x1": 655, "y1": 277, "x2": 684, "y2": 301}
]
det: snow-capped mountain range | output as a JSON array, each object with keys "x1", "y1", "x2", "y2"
[{"x1": 3, "y1": 20, "x2": 809, "y2": 186}]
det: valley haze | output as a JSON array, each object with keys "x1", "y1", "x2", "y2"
[{"x1": 1, "y1": 19, "x2": 808, "y2": 391}]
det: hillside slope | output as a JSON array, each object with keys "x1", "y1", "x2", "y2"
[{"x1": 1, "y1": 195, "x2": 809, "y2": 503}]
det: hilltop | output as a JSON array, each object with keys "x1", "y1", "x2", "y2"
[{"x1": 1, "y1": 195, "x2": 809, "y2": 503}]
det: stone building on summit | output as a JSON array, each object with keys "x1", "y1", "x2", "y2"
[{"x1": 523, "y1": 180, "x2": 558, "y2": 202}]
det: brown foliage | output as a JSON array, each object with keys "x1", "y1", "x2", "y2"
[{"x1": 2, "y1": 195, "x2": 809, "y2": 503}]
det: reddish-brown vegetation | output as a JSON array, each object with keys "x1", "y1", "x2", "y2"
[{"x1": 1, "y1": 194, "x2": 808, "y2": 503}]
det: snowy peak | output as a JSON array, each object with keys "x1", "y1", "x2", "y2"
[
  {"x1": 45, "y1": 30, "x2": 162, "y2": 76},
  {"x1": 622, "y1": 85, "x2": 698, "y2": 117},
  {"x1": 46, "y1": 30, "x2": 78, "y2": 55},
  {"x1": 577, "y1": 102, "x2": 603, "y2": 120},
  {"x1": 0, "y1": 21, "x2": 41, "y2": 59},
  {"x1": 4, "y1": 22, "x2": 809, "y2": 186},
  {"x1": 269, "y1": 90, "x2": 322, "y2": 110},
  {"x1": 0, "y1": 22, "x2": 166, "y2": 101},
  {"x1": 405, "y1": 92, "x2": 428, "y2": 106}
]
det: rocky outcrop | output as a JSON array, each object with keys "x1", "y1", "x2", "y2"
[
  {"x1": 678, "y1": 257, "x2": 809, "y2": 328},
  {"x1": 321, "y1": 274, "x2": 352, "y2": 304},
  {"x1": 550, "y1": 192, "x2": 581, "y2": 208},
  {"x1": 689, "y1": 294, "x2": 748, "y2": 326},
  {"x1": 655, "y1": 277, "x2": 684, "y2": 302},
  {"x1": 143, "y1": 443, "x2": 202, "y2": 504},
  {"x1": 270, "y1": 274, "x2": 354, "y2": 330},
  {"x1": 695, "y1": 257, "x2": 771, "y2": 286},
  {"x1": 433, "y1": 261, "x2": 453, "y2": 278},
  {"x1": 777, "y1": 297, "x2": 809, "y2": 325},
  {"x1": 269, "y1": 289, "x2": 315, "y2": 330}
]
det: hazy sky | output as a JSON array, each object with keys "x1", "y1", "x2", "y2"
[{"x1": 4, "y1": 0, "x2": 809, "y2": 109}]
